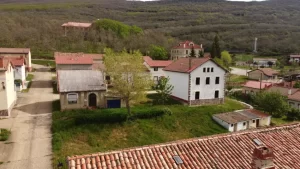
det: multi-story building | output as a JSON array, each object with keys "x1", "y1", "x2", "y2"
[{"x1": 170, "y1": 41, "x2": 204, "y2": 60}]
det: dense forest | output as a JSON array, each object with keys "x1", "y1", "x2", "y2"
[{"x1": 1, "y1": 0, "x2": 300, "y2": 58}]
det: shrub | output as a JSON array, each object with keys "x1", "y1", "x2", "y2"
[
  {"x1": 286, "y1": 108, "x2": 300, "y2": 121},
  {"x1": 228, "y1": 91, "x2": 254, "y2": 104},
  {"x1": 52, "y1": 133, "x2": 63, "y2": 151},
  {"x1": 0, "y1": 129, "x2": 11, "y2": 141},
  {"x1": 130, "y1": 107, "x2": 165, "y2": 120}
]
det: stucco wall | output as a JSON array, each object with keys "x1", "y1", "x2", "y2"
[
  {"x1": 165, "y1": 71, "x2": 189, "y2": 101},
  {"x1": 14, "y1": 65, "x2": 26, "y2": 82},
  {"x1": 288, "y1": 100, "x2": 300, "y2": 110},
  {"x1": 190, "y1": 61, "x2": 225, "y2": 101},
  {"x1": 143, "y1": 63, "x2": 166, "y2": 81},
  {"x1": 60, "y1": 91, "x2": 106, "y2": 111},
  {"x1": 237, "y1": 121, "x2": 248, "y2": 131},
  {"x1": 212, "y1": 116, "x2": 233, "y2": 132},
  {"x1": 2, "y1": 53, "x2": 31, "y2": 70},
  {"x1": 259, "y1": 117, "x2": 271, "y2": 126},
  {"x1": 56, "y1": 64, "x2": 93, "y2": 70}
]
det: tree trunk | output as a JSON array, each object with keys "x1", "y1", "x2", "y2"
[{"x1": 125, "y1": 99, "x2": 131, "y2": 117}]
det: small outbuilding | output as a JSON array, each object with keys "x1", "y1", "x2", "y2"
[
  {"x1": 213, "y1": 109, "x2": 271, "y2": 132},
  {"x1": 57, "y1": 70, "x2": 107, "y2": 111}
]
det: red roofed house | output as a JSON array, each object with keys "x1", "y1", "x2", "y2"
[
  {"x1": 143, "y1": 56, "x2": 173, "y2": 84},
  {"x1": 10, "y1": 57, "x2": 26, "y2": 91},
  {"x1": 55, "y1": 52, "x2": 94, "y2": 70},
  {"x1": 170, "y1": 41, "x2": 204, "y2": 60},
  {"x1": 0, "y1": 48, "x2": 32, "y2": 72},
  {"x1": 289, "y1": 54, "x2": 300, "y2": 63},
  {"x1": 242, "y1": 80, "x2": 273, "y2": 94},
  {"x1": 288, "y1": 90, "x2": 300, "y2": 110},
  {"x1": 164, "y1": 57, "x2": 226, "y2": 106},
  {"x1": 66, "y1": 123, "x2": 300, "y2": 169},
  {"x1": 0, "y1": 57, "x2": 17, "y2": 117},
  {"x1": 61, "y1": 22, "x2": 92, "y2": 36}
]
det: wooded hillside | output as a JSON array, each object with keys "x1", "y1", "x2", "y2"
[{"x1": 0, "y1": 0, "x2": 300, "y2": 58}]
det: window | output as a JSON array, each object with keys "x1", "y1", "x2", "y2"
[
  {"x1": 203, "y1": 68, "x2": 206, "y2": 72},
  {"x1": 195, "y1": 91, "x2": 200, "y2": 100},
  {"x1": 67, "y1": 93, "x2": 78, "y2": 104},
  {"x1": 206, "y1": 77, "x2": 210, "y2": 85},
  {"x1": 253, "y1": 120, "x2": 255, "y2": 123},
  {"x1": 211, "y1": 67, "x2": 214, "y2": 72},
  {"x1": 186, "y1": 50, "x2": 188, "y2": 54},
  {"x1": 243, "y1": 122, "x2": 246, "y2": 126},
  {"x1": 214, "y1": 90, "x2": 219, "y2": 98},
  {"x1": 154, "y1": 67, "x2": 158, "y2": 71},
  {"x1": 196, "y1": 77, "x2": 200, "y2": 85},
  {"x1": 231, "y1": 124, "x2": 234, "y2": 127},
  {"x1": 105, "y1": 76, "x2": 111, "y2": 81},
  {"x1": 207, "y1": 68, "x2": 210, "y2": 72},
  {"x1": 215, "y1": 77, "x2": 220, "y2": 84}
]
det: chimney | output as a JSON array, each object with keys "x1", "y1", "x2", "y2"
[
  {"x1": 200, "y1": 44, "x2": 203, "y2": 48},
  {"x1": 251, "y1": 146, "x2": 275, "y2": 169},
  {"x1": 288, "y1": 88, "x2": 292, "y2": 95}
]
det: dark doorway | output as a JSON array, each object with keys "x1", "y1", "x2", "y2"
[
  {"x1": 256, "y1": 119, "x2": 260, "y2": 127},
  {"x1": 234, "y1": 124, "x2": 237, "y2": 132},
  {"x1": 88, "y1": 93, "x2": 97, "y2": 107},
  {"x1": 107, "y1": 99, "x2": 121, "y2": 108}
]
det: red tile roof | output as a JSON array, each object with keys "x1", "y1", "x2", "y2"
[
  {"x1": 288, "y1": 90, "x2": 300, "y2": 102},
  {"x1": 61, "y1": 22, "x2": 92, "y2": 28},
  {"x1": 172, "y1": 41, "x2": 203, "y2": 49},
  {"x1": 266, "y1": 86, "x2": 298, "y2": 96},
  {"x1": 243, "y1": 81, "x2": 273, "y2": 89},
  {"x1": 143, "y1": 56, "x2": 173, "y2": 67},
  {"x1": 164, "y1": 57, "x2": 220, "y2": 73},
  {"x1": 0, "y1": 57, "x2": 12, "y2": 71},
  {"x1": 67, "y1": 123, "x2": 300, "y2": 169},
  {"x1": 55, "y1": 52, "x2": 94, "y2": 65},
  {"x1": 0, "y1": 48, "x2": 30, "y2": 54},
  {"x1": 10, "y1": 58, "x2": 24, "y2": 66},
  {"x1": 248, "y1": 68, "x2": 278, "y2": 77}
]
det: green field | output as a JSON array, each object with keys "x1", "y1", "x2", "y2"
[
  {"x1": 32, "y1": 60, "x2": 55, "y2": 68},
  {"x1": 52, "y1": 98, "x2": 245, "y2": 168}
]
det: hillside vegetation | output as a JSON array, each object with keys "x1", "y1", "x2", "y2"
[{"x1": 0, "y1": 0, "x2": 300, "y2": 58}]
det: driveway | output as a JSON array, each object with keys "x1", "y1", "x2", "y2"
[
  {"x1": 230, "y1": 67, "x2": 250, "y2": 76},
  {"x1": 0, "y1": 65, "x2": 58, "y2": 169}
]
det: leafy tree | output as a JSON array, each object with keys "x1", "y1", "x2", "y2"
[
  {"x1": 149, "y1": 45, "x2": 168, "y2": 60},
  {"x1": 199, "y1": 50, "x2": 204, "y2": 58},
  {"x1": 189, "y1": 46, "x2": 196, "y2": 57},
  {"x1": 294, "y1": 82, "x2": 300, "y2": 88},
  {"x1": 104, "y1": 48, "x2": 152, "y2": 115},
  {"x1": 221, "y1": 50, "x2": 232, "y2": 69},
  {"x1": 253, "y1": 91, "x2": 289, "y2": 118},
  {"x1": 156, "y1": 77, "x2": 174, "y2": 105},
  {"x1": 286, "y1": 108, "x2": 300, "y2": 121}
]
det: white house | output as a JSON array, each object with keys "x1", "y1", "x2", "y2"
[
  {"x1": 164, "y1": 57, "x2": 226, "y2": 106},
  {"x1": 0, "y1": 57, "x2": 17, "y2": 117},
  {"x1": 10, "y1": 57, "x2": 26, "y2": 91},
  {"x1": 143, "y1": 56, "x2": 172, "y2": 84},
  {"x1": 253, "y1": 58, "x2": 277, "y2": 67},
  {"x1": 0, "y1": 48, "x2": 32, "y2": 72},
  {"x1": 213, "y1": 109, "x2": 271, "y2": 132},
  {"x1": 289, "y1": 54, "x2": 300, "y2": 63}
]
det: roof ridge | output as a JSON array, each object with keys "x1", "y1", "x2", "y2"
[{"x1": 67, "y1": 122, "x2": 300, "y2": 160}]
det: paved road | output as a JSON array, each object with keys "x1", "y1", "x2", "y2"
[
  {"x1": 0, "y1": 65, "x2": 58, "y2": 169},
  {"x1": 230, "y1": 67, "x2": 250, "y2": 76}
]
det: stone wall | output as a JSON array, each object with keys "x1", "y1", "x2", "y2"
[{"x1": 190, "y1": 98, "x2": 224, "y2": 106}]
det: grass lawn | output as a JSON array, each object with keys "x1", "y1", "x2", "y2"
[
  {"x1": 52, "y1": 98, "x2": 245, "y2": 168},
  {"x1": 32, "y1": 60, "x2": 56, "y2": 68},
  {"x1": 271, "y1": 116, "x2": 300, "y2": 126},
  {"x1": 0, "y1": 129, "x2": 11, "y2": 141},
  {"x1": 229, "y1": 75, "x2": 248, "y2": 83},
  {"x1": 22, "y1": 74, "x2": 34, "y2": 93},
  {"x1": 234, "y1": 54, "x2": 254, "y2": 62}
]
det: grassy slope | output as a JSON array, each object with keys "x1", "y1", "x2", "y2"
[
  {"x1": 32, "y1": 60, "x2": 55, "y2": 67},
  {"x1": 52, "y1": 98, "x2": 245, "y2": 167}
]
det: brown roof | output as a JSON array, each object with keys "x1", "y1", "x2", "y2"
[
  {"x1": 55, "y1": 52, "x2": 94, "y2": 65},
  {"x1": 143, "y1": 56, "x2": 173, "y2": 67},
  {"x1": 267, "y1": 86, "x2": 298, "y2": 97},
  {"x1": 172, "y1": 41, "x2": 203, "y2": 49},
  {"x1": 288, "y1": 91, "x2": 300, "y2": 102},
  {"x1": 10, "y1": 58, "x2": 24, "y2": 66},
  {"x1": 0, "y1": 57, "x2": 13, "y2": 71},
  {"x1": 61, "y1": 22, "x2": 92, "y2": 28},
  {"x1": 164, "y1": 57, "x2": 221, "y2": 73},
  {"x1": 243, "y1": 81, "x2": 272, "y2": 89},
  {"x1": 213, "y1": 109, "x2": 270, "y2": 124},
  {"x1": 67, "y1": 123, "x2": 300, "y2": 169},
  {"x1": 248, "y1": 68, "x2": 278, "y2": 77},
  {"x1": 0, "y1": 48, "x2": 30, "y2": 54}
]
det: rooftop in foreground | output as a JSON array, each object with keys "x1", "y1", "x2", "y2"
[{"x1": 67, "y1": 123, "x2": 300, "y2": 169}]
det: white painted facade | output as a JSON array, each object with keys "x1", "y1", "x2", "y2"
[
  {"x1": 166, "y1": 71, "x2": 189, "y2": 101},
  {"x1": 0, "y1": 62, "x2": 17, "y2": 116},
  {"x1": 190, "y1": 61, "x2": 225, "y2": 101},
  {"x1": 14, "y1": 65, "x2": 26, "y2": 82},
  {"x1": 143, "y1": 63, "x2": 166, "y2": 84}
]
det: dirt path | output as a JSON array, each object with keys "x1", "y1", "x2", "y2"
[{"x1": 0, "y1": 65, "x2": 58, "y2": 169}]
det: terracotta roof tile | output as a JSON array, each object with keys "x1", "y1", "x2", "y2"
[
  {"x1": 243, "y1": 81, "x2": 273, "y2": 89},
  {"x1": 0, "y1": 48, "x2": 30, "y2": 54},
  {"x1": 172, "y1": 41, "x2": 203, "y2": 49},
  {"x1": 0, "y1": 56, "x2": 12, "y2": 71},
  {"x1": 267, "y1": 86, "x2": 298, "y2": 96},
  {"x1": 143, "y1": 56, "x2": 173, "y2": 67},
  {"x1": 248, "y1": 68, "x2": 278, "y2": 77},
  {"x1": 10, "y1": 57, "x2": 24, "y2": 66},
  {"x1": 67, "y1": 123, "x2": 300, "y2": 169},
  {"x1": 164, "y1": 57, "x2": 223, "y2": 73},
  {"x1": 61, "y1": 22, "x2": 92, "y2": 28},
  {"x1": 288, "y1": 90, "x2": 300, "y2": 102},
  {"x1": 55, "y1": 52, "x2": 94, "y2": 65}
]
